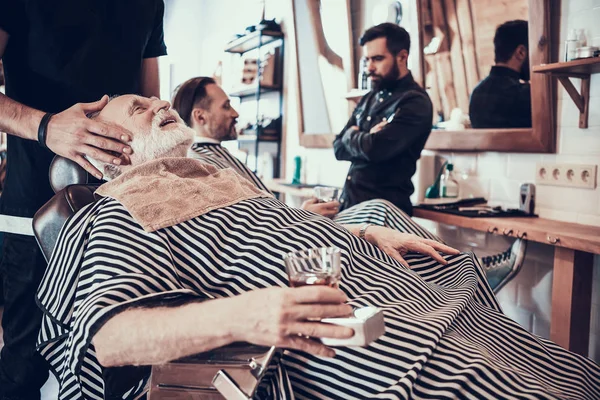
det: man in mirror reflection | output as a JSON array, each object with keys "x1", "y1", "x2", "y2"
[
  {"x1": 469, "y1": 20, "x2": 532, "y2": 129},
  {"x1": 333, "y1": 23, "x2": 433, "y2": 216}
]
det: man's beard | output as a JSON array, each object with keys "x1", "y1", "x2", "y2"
[
  {"x1": 369, "y1": 61, "x2": 401, "y2": 90},
  {"x1": 212, "y1": 119, "x2": 238, "y2": 142},
  {"x1": 130, "y1": 112, "x2": 194, "y2": 165}
]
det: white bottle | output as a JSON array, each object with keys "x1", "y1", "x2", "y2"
[
  {"x1": 577, "y1": 29, "x2": 587, "y2": 48},
  {"x1": 565, "y1": 29, "x2": 578, "y2": 61},
  {"x1": 440, "y1": 163, "x2": 459, "y2": 198}
]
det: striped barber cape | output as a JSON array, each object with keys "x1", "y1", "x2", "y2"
[
  {"x1": 189, "y1": 142, "x2": 270, "y2": 193},
  {"x1": 36, "y1": 196, "x2": 600, "y2": 399}
]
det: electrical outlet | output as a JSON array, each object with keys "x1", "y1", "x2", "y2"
[{"x1": 535, "y1": 163, "x2": 597, "y2": 189}]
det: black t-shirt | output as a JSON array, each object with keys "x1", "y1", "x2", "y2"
[{"x1": 0, "y1": 0, "x2": 167, "y2": 217}]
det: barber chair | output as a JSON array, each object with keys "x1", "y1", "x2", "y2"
[{"x1": 33, "y1": 157, "x2": 281, "y2": 399}]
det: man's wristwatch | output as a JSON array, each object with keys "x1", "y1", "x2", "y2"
[{"x1": 359, "y1": 223, "x2": 373, "y2": 240}]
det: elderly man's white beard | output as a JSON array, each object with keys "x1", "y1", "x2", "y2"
[{"x1": 130, "y1": 112, "x2": 194, "y2": 165}]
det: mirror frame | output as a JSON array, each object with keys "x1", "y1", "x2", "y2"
[
  {"x1": 419, "y1": 0, "x2": 557, "y2": 152},
  {"x1": 292, "y1": 0, "x2": 355, "y2": 148},
  {"x1": 293, "y1": 0, "x2": 558, "y2": 152}
]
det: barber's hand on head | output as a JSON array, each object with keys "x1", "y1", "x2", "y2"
[
  {"x1": 301, "y1": 198, "x2": 340, "y2": 218},
  {"x1": 364, "y1": 226, "x2": 460, "y2": 268},
  {"x1": 45, "y1": 95, "x2": 133, "y2": 179},
  {"x1": 369, "y1": 120, "x2": 387, "y2": 134},
  {"x1": 228, "y1": 287, "x2": 354, "y2": 358}
]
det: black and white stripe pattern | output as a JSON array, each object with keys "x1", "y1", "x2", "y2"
[
  {"x1": 189, "y1": 142, "x2": 270, "y2": 192},
  {"x1": 37, "y1": 195, "x2": 600, "y2": 399},
  {"x1": 188, "y1": 143, "x2": 440, "y2": 242}
]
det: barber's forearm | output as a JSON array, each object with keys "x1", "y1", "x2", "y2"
[
  {"x1": 0, "y1": 93, "x2": 44, "y2": 141},
  {"x1": 140, "y1": 57, "x2": 161, "y2": 98},
  {"x1": 93, "y1": 298, "x2": 238, "y2": 367}
]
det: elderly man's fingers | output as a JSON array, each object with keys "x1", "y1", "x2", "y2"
[
  {"x1": 412, "y1": 242, "x2": 448, "y2": 265},
  {"x1": 387, "y1": 250, "x2": 409, "y2": 268},
  {"x1": 79, "y1": 95, "x2": 109, "y2": 113},
  {"x1": 291, "y1": 286, "x2": 348, "y2": 304},
  {"x1": 286, "y1": 322, "x2": 354, "y2": 340},
  {"x1": 87, "y1": 120, "x2": 133, "y2": 143},
  {"x1": 73, "y1": 155, "x2": 103, "y2": 180},
  {"x1": 282, "y1": 335, "x2": 336, "y2": 358},
  {"x1": 290, "y1": 304, "x2": 353, "y2": 320},
  {"x1": 426, "y1": 240, "x2": 461, "y2": 255}
]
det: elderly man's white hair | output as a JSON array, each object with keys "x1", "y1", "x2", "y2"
[{"x1": 86, "y1": 95, "x2": 194, "y2": 181}]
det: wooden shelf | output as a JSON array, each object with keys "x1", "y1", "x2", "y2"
[
  {"x1": 533, "y1": 57, "x2": 600, "y2": 76},
  {"x1": 224, "y1": 30, "x2": 283, "y2": 54},
  {"x1": 229, "y1": 84, "x2": 281, "y2": 98},
  {"x1": 533, "y1": 58, "x2": 600, "y2": 129},
  {"x1": 413, "y1": 208, "x2": 600, "y2": 255},
  {"x1": 413, "y1": 208, "x2": 599, "y2": 357}
]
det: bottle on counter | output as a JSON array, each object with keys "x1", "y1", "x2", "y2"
[
  {"x1": 292, "y1": 155, "x2": 302, "y2": 185},
  {"x1": 440, "y1": 163, "x2": 459, "y2": 198}
]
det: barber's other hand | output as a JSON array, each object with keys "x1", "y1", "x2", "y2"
[
  {"x1": 369, "y1": 120, "x2": 387, "y2": 134},
  {"x1": 301, "y1": 198, "x2": 340, "y2": 218},
  {"x1": 45, "y1": 95, "x2": 133, "y2": 179},
  {"x1": 365, "y1": 226, "x2": 460, "y2": 267},
  {"x1": 228, "y1": 287, "x2": 354, "y2": 358}
]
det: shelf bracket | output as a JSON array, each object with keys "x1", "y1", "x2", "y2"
[{"x1": 556, "y1": 75, "x2": 591, "y2": 129}]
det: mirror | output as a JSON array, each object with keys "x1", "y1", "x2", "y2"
[
  {"x1": 420, "y1": 0, "x2": 529, "y2": 129},
  {"x1": 419, "y1": 0, "x2": 556, "y2": 152},
  {"x1": 292, "y1": 0, "x2": 355, "y2": 147}
]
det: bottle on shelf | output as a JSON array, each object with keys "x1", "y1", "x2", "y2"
[
  {"x1": 565, "y1": 29, "x2": 578, "y2": 61},
  {"x1": 357, "y1": 59, "x2": 371, "y2": 90},
  {"x1": 440, "y1": 163, "x2": 459, "y2": 198}
]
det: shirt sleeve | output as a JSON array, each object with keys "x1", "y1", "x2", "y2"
[
  {"x1": 333, "y1": 97, "x2": 364, "y2": 161},
  {"x1": 334, "y1": 93, "x2": 433, "y2": 163},
  {"x1": 0, "y1": 0, "x2": 26, "y2": 36},
  {"x1": 143, "y1": 0, "x2": 168, "y2": 58}
]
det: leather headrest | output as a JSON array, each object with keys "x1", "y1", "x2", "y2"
[{"x1": 49, "y1": 156, "x2": 91, "y2": 193}]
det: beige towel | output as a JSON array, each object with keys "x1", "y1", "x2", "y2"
[{"x1": 96, "y1": 158, "x2": 272, "y2": 232}]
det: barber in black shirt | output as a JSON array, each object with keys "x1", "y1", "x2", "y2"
[
  {"x1": 470, "y1": 20, "x2": 531, "y2": 129},
  {"x1": 0, "y1": 1, "x2": 167, "y2": 398},
  {"x1": 334, "y1": 23, "x2": 433, "y2": 216}
]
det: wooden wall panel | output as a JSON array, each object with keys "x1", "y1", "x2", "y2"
[{"x1": 470, "y1": 0, "x2": 529, "y2": 79}]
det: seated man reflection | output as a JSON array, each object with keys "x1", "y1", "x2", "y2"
[
  {"x1": 470, "y1": 20, "x2": 532, "y2": 128},
  {"x1": 36, "y1": 95, "x2": 600, "y2": 399}
]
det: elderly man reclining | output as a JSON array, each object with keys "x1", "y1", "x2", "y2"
[
  {"x1": 171, "y1": 77, "x2": 527, "y2": 291},
  {"x1": 37, "y1": 95, "x2": 600, "y2": 399}
]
